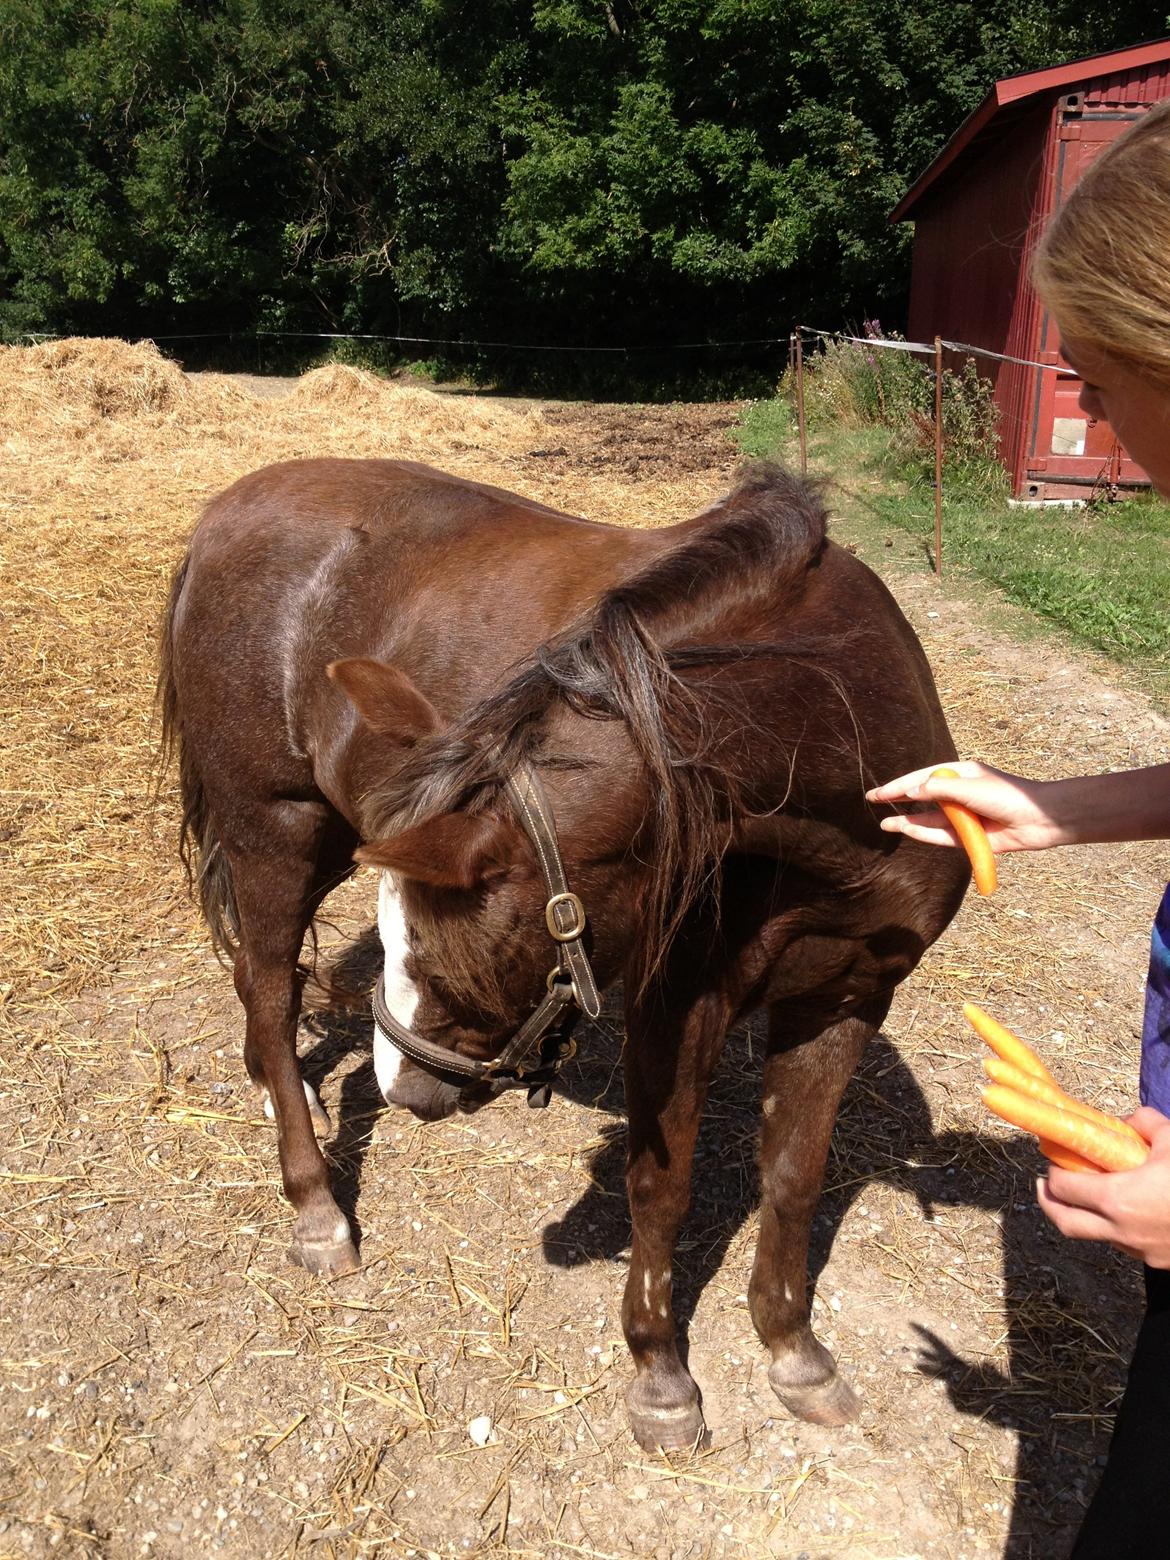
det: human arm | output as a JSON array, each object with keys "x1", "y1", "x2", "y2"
[
  {"x1": 1037, "y1": 1108, "x2": 1170, "y2": 1265},
  {"x1": 866, "y1": 761, "x2": 1170, "y2": 854}
]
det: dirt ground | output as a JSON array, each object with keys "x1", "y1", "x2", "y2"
[{"x1": 2, "y1": 345, "x2": 1167, "y2": 1559}]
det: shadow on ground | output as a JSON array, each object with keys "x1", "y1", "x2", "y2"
[{"x1": 297, "y1": 925, "x2": 1141, "y2": 1559}]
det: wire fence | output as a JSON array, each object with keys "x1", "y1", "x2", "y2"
[
  {"x1": 17, "y1": 320, "x2": 1126, "y2": 576},
  {"x1": 19, "y1": 327, "x2": 798, "y2": 356},
  {"x1": 788, "y1": 324, "x2": 1126, "y2": 577},
  {"x1": 16, "y1": 322, "x2": 1059, "y2": 370}
]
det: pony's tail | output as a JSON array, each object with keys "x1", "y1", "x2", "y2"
[{"x1": 156, "y1": 556, "x2": 240, "y2": 964}]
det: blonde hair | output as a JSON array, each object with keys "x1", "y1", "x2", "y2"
[{"x1": 1032, "y1": 98, "x2": 1170, "y2": 388}]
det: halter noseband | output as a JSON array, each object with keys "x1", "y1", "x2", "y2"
[{"x1": 371, "y1": 764, "x2": 601, "y2": 1108}]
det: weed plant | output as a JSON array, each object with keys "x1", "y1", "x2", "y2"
[
  {"x1": 737, "y1": 396, "x2": 794, "y2": 459},
  {"x1": 797, "y1": 325, "x2": 1003, "y2": 493}
]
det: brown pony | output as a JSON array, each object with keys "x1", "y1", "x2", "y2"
[{"x1": 158, "y1": 456, "x2": 967, "y2": 1451}]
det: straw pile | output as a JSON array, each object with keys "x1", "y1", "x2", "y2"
[
  {"x1": 0, "y1": 336, "x2": 191, "y2": 425},
  {"x1": 0, "y1": 340, "x2": 606, "y2": 1010}
]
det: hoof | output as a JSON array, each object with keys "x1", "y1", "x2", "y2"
[
  {"x1": 289, "y1": 1234, "x2": 360, "y2": 1280},
  {"x1": 626, "y1": 1381, "x2": 707, "y2": 1452},
  {"x1": 768, "y1": 1363, "x2": 861, "y2": 1426}
]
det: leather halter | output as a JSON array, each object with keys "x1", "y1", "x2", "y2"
[{"x1": 371, "y1": 764, "x2": 601, "y2": 1107}]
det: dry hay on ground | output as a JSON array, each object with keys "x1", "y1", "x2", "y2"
[
  {"x1": 1, "y1": 338, "x2": 1167, "y2": 1559},
  {"x1": 0, "y1": 336, "x2": 192, "y2": 427},
  {"x1": 1, "y1": 339, "x2": 716, "y2": 1010},
  {"x1": 0, "y1": 339, "x2": 548, "y2": 487},
  {"x1": 287, "y1": 364, "x2": 549, "y2": 456}
]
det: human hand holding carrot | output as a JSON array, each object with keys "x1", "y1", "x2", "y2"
[
  {"x1": 1039, "y1": 1108, "x2": 1170, "y2": 1267},
  {"x1": 866, "y1": 760, "x2": 1064, "y2": 856},
  {"x1": 966, "y1": 1002, "x2": 1148, "y2": 1170},
  {"x1": 868, "y1": 760, "x2": 1170, "y2": 855},
  {"x1": 963, "y1": 1004, "x2": 1170, "y2": 1262},
  {"x1": 927, "y1": 766, "x2": 997, "y2": 893}
]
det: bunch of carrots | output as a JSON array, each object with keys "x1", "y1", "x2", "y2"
[
  {"x1": 965, "y1": 1003, "x2": 1149, "y2": 1173},
  {"x1": 929, "y1": 768, "x2": 1149, "y2": 1173}
]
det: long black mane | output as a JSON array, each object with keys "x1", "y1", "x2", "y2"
[{"x1": 363, "y1": 463, "x2": 831, "y2": 979}]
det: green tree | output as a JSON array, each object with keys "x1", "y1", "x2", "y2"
[
  {"x1": 497, "y1": 0, "x2": 1170, "y2": 338},
  {"x1": 2, "y1": 0, "x2": 1167, "y2": 379},
  {"x1": 0, "y1": 0, "x2": 351, "y2": 336}
]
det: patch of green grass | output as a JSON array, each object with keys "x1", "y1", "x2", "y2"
[
  {"x1": 733, "y1": 401, "x2": 1170, "y2": 688},
  {"x1": 736, "y1": 396, "x2": 794, "y2": 459},
  {"x1": 872, "y1": 484, "x2": 1170, "y2": 669}
]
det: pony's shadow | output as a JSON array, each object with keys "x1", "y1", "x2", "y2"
[
  {"x1": 543, "y1": 1016, "x2": 1142, "y2": 1557},
  {"x1": 297, "y1": 935, "x2": 1141, "y2": 1556}
]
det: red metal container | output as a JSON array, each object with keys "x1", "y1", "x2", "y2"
[{"x1": 892, "y1": 39, "x2": 1170, "y2": 499}]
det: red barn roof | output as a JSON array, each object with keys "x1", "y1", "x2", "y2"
[
  {"x1": 892, "y1": 37, "x2": 1170, "y2": 221},
  {"x1": 890, "y1": 36, "x2": 1170, "y2": 498}
]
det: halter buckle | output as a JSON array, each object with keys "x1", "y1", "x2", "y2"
[
  {"x1": 481, "y1": 1054, "x2": 518, "y2": 1081},
  {"x1": 545, "y1": 891, "x2": 586, "y2": 942}
]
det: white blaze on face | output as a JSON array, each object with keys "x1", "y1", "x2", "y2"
[{"x1": 374, "y1": 871, "x2": 422, "y2": 1101}]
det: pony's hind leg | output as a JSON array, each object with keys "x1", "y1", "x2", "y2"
[
  {"x1": 226, "y1": 802, "x2": 360, "y2": 1279},
  {"x1": 749, "y1": 996, "x2": 890, "y2": 1426},
  {"x1": 261, "y1": 1078, "x2": 332, "y2": 1139}
]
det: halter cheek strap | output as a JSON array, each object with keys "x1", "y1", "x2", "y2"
[
  {"x1": 504, "y1": 766, "x2": 600, "y2": 1021},
  {"x1": 371, "y1": 763, "x2": 601, "y2": 1106}
]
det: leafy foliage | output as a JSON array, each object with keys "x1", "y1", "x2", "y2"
[{"x1": 2, "y1": 0, "x2": 1167, "y2": 382}]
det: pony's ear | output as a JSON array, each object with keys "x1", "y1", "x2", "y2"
[
  {"x1": 328, "y1": 657, "x2": 440, "y2": 744},
  {"x1": 355, "y1": 812, "x2": 527, "y2": 889}
]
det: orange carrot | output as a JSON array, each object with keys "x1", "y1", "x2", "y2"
[
  {"x1": 963, "y1": 1002, "x2": 1054, "y2": 1082},
  {"x1": 930, "y1": 767, "x2": 998, "y2": 894},
  {"x1": 982, "y1": 1055, "x2": 1076, "y2": 1110},
  {"x1": 981, "y1": 1056, "x2": 1148, "y2": 1149},
  {"x1": 981, "y1": 1084, "x2": 1149, "y2": 1171},
  {"x1": 1037, "y1": 1137, "x2": 1102, "y2": 1173}
]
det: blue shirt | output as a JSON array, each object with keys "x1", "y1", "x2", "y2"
[{"x1": 1139, "y1": 884, "x2": 1170, "y2": 1114}]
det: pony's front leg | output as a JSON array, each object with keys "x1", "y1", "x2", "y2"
[
  {"x1": 227, "y1": 819, "x2": 359, "y2": 1280},
  {"x1": 749, "y1": 997, "x2": 890, "y2": 1425},
  {"x1": 621, "y1": 992, "x2": 730, "y2": 1451}
]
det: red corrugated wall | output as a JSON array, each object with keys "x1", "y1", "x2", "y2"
[
  {"x1": 905, "y1": 99, "x2": 1054, "y2": 491},
  {"x1": 903, "y1": 54, "x2": 1170, "y2": 496},
  {"x1": 1083, "y1": 59, "x2": 1170, "y2": 106},
  {"x1": 1025, "y1": 69, "x2": 1168, "y2": 495}
]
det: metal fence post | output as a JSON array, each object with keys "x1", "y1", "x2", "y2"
[
  {"x1": 795, "y1": 328, "x2": 808, "y2": 477},
  {"x1": 942, "y1": 333, "x2": 948, "y2": 574}
]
